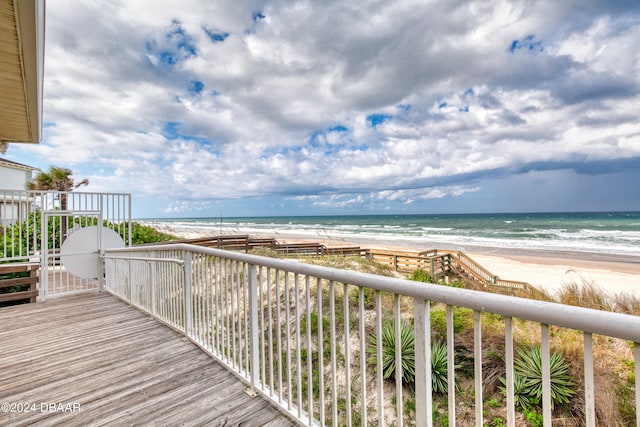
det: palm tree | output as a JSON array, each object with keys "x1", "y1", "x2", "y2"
[{"x1": 27, "y1": 166, "x2": 89, "y2": 241}]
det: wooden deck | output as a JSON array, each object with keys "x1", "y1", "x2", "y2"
[{"x1": 0, "y1": 293, "x2": 296, "y2": 426}]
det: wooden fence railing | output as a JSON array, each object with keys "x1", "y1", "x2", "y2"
[
  {"x1": 159, "y1": 236, "x2": 368, "y2": 257},
  {"x1": 164, "y1": 235, "x2": 534, "y2": 293},
  {"x1": 369, "y1": 250, "x2": 437, "y2": 273},
  {"x1": 160, "y1": 235, "x2": 269, "y2": 252},
  {"x1": 369, "y1": 248, "x2": 534, "y2": 292},
  {"x1": 446, "y1": 250, "x2": 533, "y2": 291},
  {"x1": 0, "y1": 262, "x2": 39, "y2": 305}
]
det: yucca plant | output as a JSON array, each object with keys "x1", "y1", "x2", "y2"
[
  {"x1": 513, "y1": 345, "x2": 576, "y2": 409},
  {"x1": 368, "y1": 319, "x2": 416, "y2": 386},
  {"x1": 431, "y1": 339, "x2": 450, "y2": 394},
  {"x1": 500, "y1": 373, "x2": 536, "y2": 411},
  {"x1": 368, "y1": 321, "x2": 456, "y2": 392}
]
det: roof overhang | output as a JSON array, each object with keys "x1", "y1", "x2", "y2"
[
  {"x1": 0, "y1": 157, "x2": 39, "y2": 171},
  {"x1": 0, "y1": 0, "x2": 45, "y2": 145}
]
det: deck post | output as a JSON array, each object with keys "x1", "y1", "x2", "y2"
[
  {"x1": 40, "y1": 207, "x2": 47, "y2": 301},
  {"x1": 248, "y1": 264, "x2": 260, "y2": 392},
  {"x1": 635, "y1": 343, "x2": 640, "y2": 427},
  {"x1": 584, "y1": 333, "x2": 595, "y2": 427},
  {"x1": 128, "y1": 259, "x2": 132, "y2": 302},
  {"x1": 150, "y1": 251, "x2": 157, "y2": 316},
  {"x1": 414, "y1": 298, "x2": 433, "y2": 426},
  {"x1": 184, "y1": 251, "x2": 192, "y2": 336},
  {"x1": 541, "y1": 324, "x2": 552, "y2": 426},
  {"x1": 29, "y1": 266, "x2": 38, "y2": 303},
  {"x1": 474, "y1": 310, "x2": 483, "y2": 427}
]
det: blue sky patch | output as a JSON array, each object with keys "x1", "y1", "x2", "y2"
[
  {"x1": 309, "y1": 125, "x2": 349, "y2": 147},
  {"x1": 438, "y1": 102, "x2": 448, "y2": 109},
  {"x1": 204, "y1": 27, "x2": 229, "y2": 43},
  {"x1": 159, "y1": 51, "x2": 176, "y2": 65},
  {"x1": 367, "y1": 113, "x2": 392, "y2": 127},
  {"x1": 162, "y1": 121, "x2": 182, "y2": 140},
  {"x1": 322, "y1": 143, "x2": 346, "y2": 156},
  {"x1": 263, "y1": 145, "x2": 303, "y2": 157},
  {"x1": 328, "y1": 125, "x2": 348, "y2": 133},
  {"x1": 145, "y1": 21, "x2": 197, "y2": 67},
  {"x1": 253, "y1": 12, "x2": 266, "y2": 22},
  {"x1": 167, "y1": 20, "x2": 196, "y2": 56},
  {"x1": 161, "y1": 121, "x2": 217, "y2": 150},
  {"x1": 189, "y1": 79, "x2": 204, "y2": 93},
  {"x1": 459, "y1": 105, "x2": 469, "y2": 112},
  {"x1": 509, "y1": 35, "x2": 544, "y2": 53}
]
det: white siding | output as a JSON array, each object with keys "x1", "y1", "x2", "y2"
[
  {"x1": 0, "y1": 165, "x2": 34, "y2": 226},
  {"x1": 0, "y1": 166, "x2": 32, "y2": 190}
]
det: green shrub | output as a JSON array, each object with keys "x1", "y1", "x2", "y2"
[
  {"x1": 1, "y1": 216, "x2": 173, "y2": 253},
  {"x1": 431, "y1": 306, "x2": 474, "y2": 338},
  {"x1": 126, "y1": 222, "x2": 175, "y2": 244},
  {"x1": 299, "y1": 311, "x2": 330, "y2": 335},
  {"x1": 409, "y1": 269, "x2": 432, "y2": 283},
  {"x1": 430, "y1": 307, "x2": 447, "y2": 337},
  {"x1": 525, "y1": 410, "x2": 543, "y2": 427},
  {"x1": 445, "y1": 278, "x2": 465, "y2": 288},
  {"x1": 348, "y1": 286, "x2": 377, "y2": 310}
]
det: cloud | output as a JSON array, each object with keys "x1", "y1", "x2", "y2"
[
  {"x1": 160, "y1": 199, "x2": 215, "y2": 214},
  {"x1": 10, "y1": 0, "x2": 640, "y2": 215}
]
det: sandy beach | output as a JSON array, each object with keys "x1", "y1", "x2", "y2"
[{"x1": 152, "y1": 224, "x2": 640, "y2": 299}]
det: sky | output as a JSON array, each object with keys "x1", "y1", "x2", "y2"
[{"x1": 5, "y1": 0, "x2": 640, "y2": 218}]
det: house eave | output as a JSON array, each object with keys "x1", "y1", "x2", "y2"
[{"x1": 0, "y1": 0, "x2": 45, "y2": 145}]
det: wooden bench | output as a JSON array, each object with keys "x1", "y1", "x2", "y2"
[{"x1": 0, "y1": 262, "x2": 39, "y2": 304}]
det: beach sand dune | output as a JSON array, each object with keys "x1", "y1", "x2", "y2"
[{"x1": 469, "y1": 253, "x2": 640, "y2": 297}]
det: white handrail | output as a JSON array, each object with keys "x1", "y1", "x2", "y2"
[
  {"x1": 105, "y1": 243, "x2": 640, "y2": 342},
  {"x1": 101, "y1": 254, "x2": 184, "y2": 265}
]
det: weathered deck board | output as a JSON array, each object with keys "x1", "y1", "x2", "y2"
[{"x1": 0, "y1": 293, "x2": 297, "y2": 426}]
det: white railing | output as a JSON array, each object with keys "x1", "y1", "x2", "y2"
[
  {"x1": 103, "y1": 243, "x2": 640, "y2": 427},
  {"x1": 0, "y1": 190, "x2": 38, "y2": 262}
]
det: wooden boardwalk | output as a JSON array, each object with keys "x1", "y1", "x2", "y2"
[{"x1": 0, "y1": 293, "x2": 296, "y2": 426}]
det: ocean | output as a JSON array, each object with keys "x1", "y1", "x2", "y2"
[{"x1": 145, "y1": 212, "x2": 640, "y2": 258}]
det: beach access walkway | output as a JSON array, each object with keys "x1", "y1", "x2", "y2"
[
  {"x1": 0, "y1": 292, "x2": 295, "y2": 426},
  {"x1": 165, "y1": 234, "x2": 537, "y2": 293}
]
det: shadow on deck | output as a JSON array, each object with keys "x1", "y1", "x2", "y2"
[{"x1": 0, "y1": 293, "x2": 296, "y2": 426}]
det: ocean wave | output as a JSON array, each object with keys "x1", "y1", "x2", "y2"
[{"x1": 420, "y1": 226, "x2": 453, "y2": 232}]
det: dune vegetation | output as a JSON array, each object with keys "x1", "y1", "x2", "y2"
[{"x1": 255, "y1": 251, "x2": 638, "y2": 426}]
